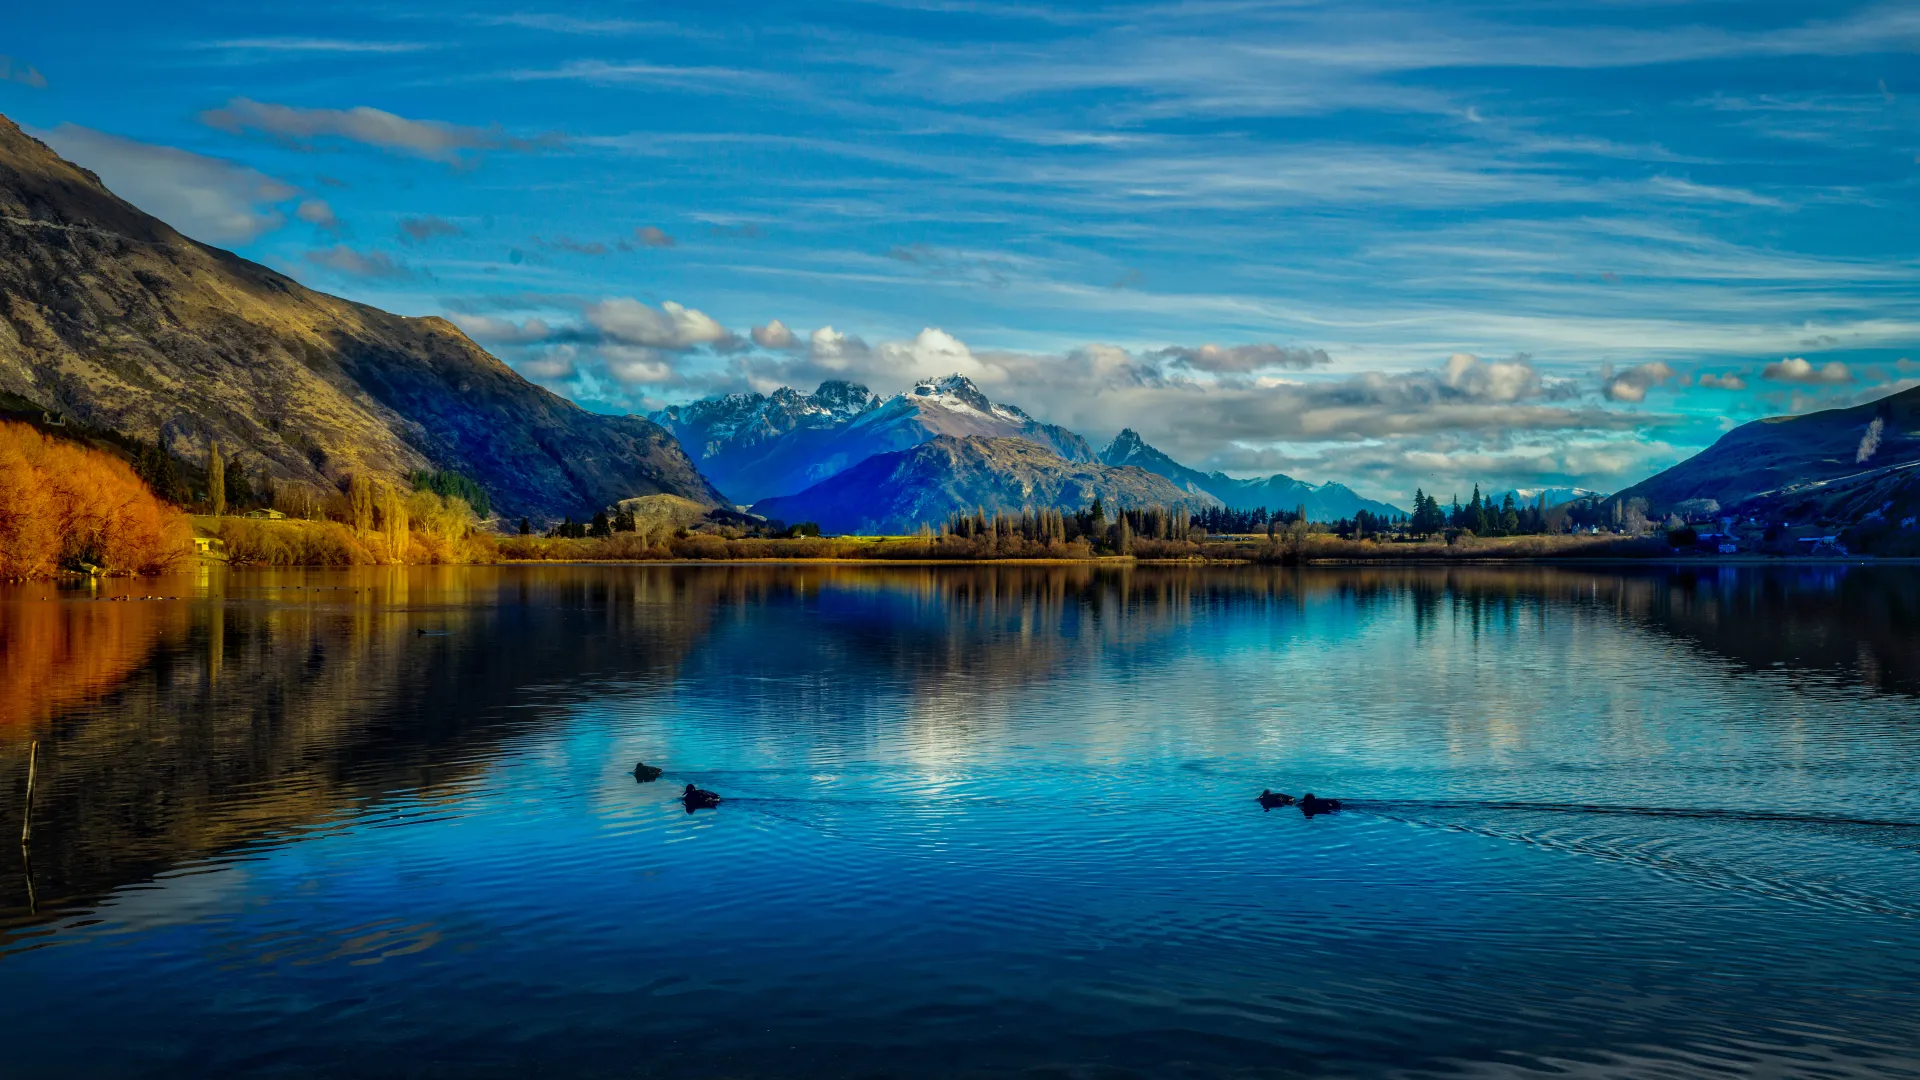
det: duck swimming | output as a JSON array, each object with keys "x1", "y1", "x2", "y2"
[
  {"x1": 1298, "y1": 793, "x2": 1343, "y2": 816},
  {"x1": 681, "y1": 783, "x2": 722, "y2": 810},
  {"x1": 632, "y1": 762, "x2": 663, "y2": 783},
  {"x1": 1256, "y1": 789, "x2": 1295, "y2": 810}
]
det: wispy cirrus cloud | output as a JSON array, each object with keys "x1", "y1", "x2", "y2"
[
  {"x1": 1152, "y1": 344, "x2": 1330, "y2": 374},
  {"x1": 1646, "y1": 176, "x2": 1789, "y2": 209},
  {"x1": 206, "y1": 38, "x2": 433, "y2": 54},
  {"x1": 474, "y1": 13, "x2": 698, "y2": 36},
  {"x1": 503, "y1": 60, "x2": 778, "y2": 93},
  {"x1": 882, "y1": 3, "x2": 1920, "y2": 118}
]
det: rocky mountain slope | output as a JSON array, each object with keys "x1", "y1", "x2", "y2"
[
  {"x1": 1100, "y1": 429, "x2": 1404, "y2": 520},
  {"x1": 0, "y1": 113, "x2": 719, "y2": 520},
  {"x1": 750, "y1": 435, "x2": 1214, "y2": 535},
  {"x1": 655, "y1": 374, "x2": 1094, "y2": 504},
  {"x1": 1607, "y1": 384, "x2": 1919, "y2": 520}
]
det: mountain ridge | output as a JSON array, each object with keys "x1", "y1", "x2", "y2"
[
  {"x1": 0, "y1": 113, "x2": 721, "y2": 520},
  {"x1": 653, "y1": 373, "x2": 1094, "y2": 504},
  {"x1": 1099, "y1": 428, "x2": 1404, "y2": 520},
  {"x1": 750, "y1": 434, "x2": 1215, "y2": 535},
  {"x1": 1608, "y1": 385, "x2": 1920, "y2": 519}
]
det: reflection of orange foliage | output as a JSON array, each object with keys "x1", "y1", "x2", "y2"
[
  {"x1": 0, "y1": 421, "x2": 192, "y2": 579},
  {"x1": 0, "y1": 595, "x2": 182, "y2": 729}
]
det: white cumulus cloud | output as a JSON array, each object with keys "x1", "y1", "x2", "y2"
[
  {"x1": 1601, "y1": 360, "x2": 1676, "y2": 402},
  {"x1": 872, "y1": 328, "x2": 989, "y2": 382},
  {"x1": 1762, "y1": 357, "x2": 1853, "y2": 384},
  {"x1": 586, "y1": 298, "x2": 734, "y2": 350},
  {"x1": 808, "y1": 326, "x2": 871, "y2": 367},
  {"x1": 752, "y1": 319, "x2": 798, "y2": 349}
]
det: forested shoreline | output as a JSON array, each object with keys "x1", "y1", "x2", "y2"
[{"x1": 0, "y1": 419, "x2": 1781, "y2": 582}]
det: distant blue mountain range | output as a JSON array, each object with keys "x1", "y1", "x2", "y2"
[
  {"x1": 1099, "y1": 428, "x2": 1404, "y2": 521},
  {"x1": 654, "y1": 376, "x2": 1404, "y2": 526}
]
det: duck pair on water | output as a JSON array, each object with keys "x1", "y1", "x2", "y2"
[
  {"x1": 1258, "y1": 790, "x2": 1343, "y2": 815},
  {"x1": 634, "y1": 761, "x2": 722, "y2": 810},
  {"x1": 649, "y1": 763, "x2": 1335, "y2": 816}
]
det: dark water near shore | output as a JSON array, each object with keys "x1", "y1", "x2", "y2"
[{"x1": 2, "y1": 563, "x2": 1918, "y2": 1078}]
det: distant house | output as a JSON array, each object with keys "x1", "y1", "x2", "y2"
[{"x1": 243, "y1": 508, "x2": 286, "y2": 520}]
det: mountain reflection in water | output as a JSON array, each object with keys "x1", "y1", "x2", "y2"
[{"x1": 1, "y1": 563, "x2": 1917, "y2": 1079}]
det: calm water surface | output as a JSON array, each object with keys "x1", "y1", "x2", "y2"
[{"x1": 2, "y1": 564, "x2": 1918, "y2": 1078}]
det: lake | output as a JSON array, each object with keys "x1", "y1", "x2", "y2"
[{"x1": 2, "y1": 563, "x2": 1918, "y2": 1079}]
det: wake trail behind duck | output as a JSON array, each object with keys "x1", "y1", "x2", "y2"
[
  {"x1": 1357, "y1": 799, "x2": 1920, "y2": 831},
  {"x1": 1362, "y1": 800, "x2": 1920, "y2": 921}
]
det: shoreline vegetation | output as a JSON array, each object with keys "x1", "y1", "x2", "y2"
[
  {"x1": 0, "y1": 418, "x2": 1890, "y2": 581},
  {"x1": 490, "y1": 529, "x2": 1675, "y2": 564},
  {"x1": 0, "y1": 421, "x2": 191, "y2": 580}
]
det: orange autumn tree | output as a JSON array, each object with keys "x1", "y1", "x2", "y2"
[{"x1": 0, "y1": 421, "x2": 193, "y2": 579}]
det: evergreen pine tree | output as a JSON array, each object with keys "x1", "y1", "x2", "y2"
[{"x1": 224, "y1": 454, "x2": 250, "y2": 512}]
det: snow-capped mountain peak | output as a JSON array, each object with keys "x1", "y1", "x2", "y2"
[
  {"x1": 652, "y1": 382, "x2": 880, "y2": 452},
  {"x1": 904, "y1": 373, "x2": 1033, "y2": 424}
]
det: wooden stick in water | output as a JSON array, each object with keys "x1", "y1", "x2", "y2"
[{"x1": 20, "y1": 740, "x2": 36, "y2": 848}]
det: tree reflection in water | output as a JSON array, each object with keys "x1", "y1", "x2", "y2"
[{"x1": 2, "y1": 562, "x2": 1915, "y2": 938}]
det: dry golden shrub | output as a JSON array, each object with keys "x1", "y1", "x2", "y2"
[
  {"x1": 0, "y1": 421, "x2": 193, "y2": 579},
  {"x1": 218, "y1": 497, "x2": 495, "y2": 567},
  {"x1": 219, "y1": 518, "x2": 378, "y2": 566}
]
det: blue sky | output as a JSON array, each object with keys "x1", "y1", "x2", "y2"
[{"x1": 2, "y1": 1, "x2": 1916, "y2": 502}]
